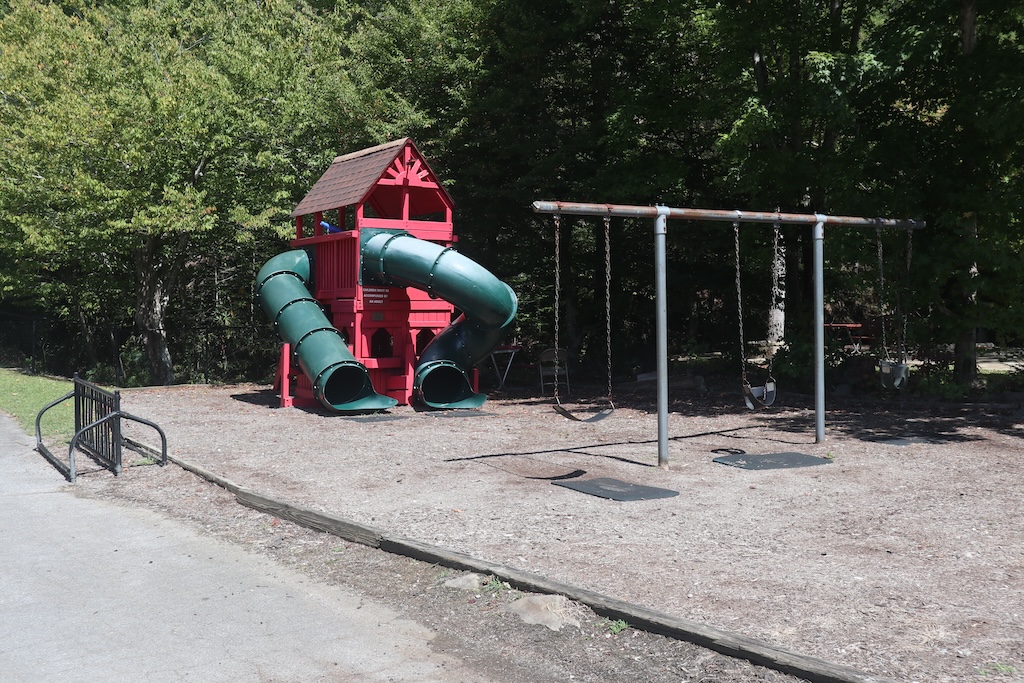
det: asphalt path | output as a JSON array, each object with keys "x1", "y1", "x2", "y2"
[{"x1": 0, "y1": 412, "x2": 490, "y2": 683}]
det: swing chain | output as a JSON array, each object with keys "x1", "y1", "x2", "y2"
[
  {"x1": 765, "y1": 222, "x2": 782, "y2": 376},
  {"x1": 604, "y1": 213, "x2": 613, "y2": 399},
  {"x1": 900, "y1": 227, "x2": 913, "y2": 362},
  {"x1": 552, "y1": 213, "x2": 562, "y2": 402},
  {"x1": 876, "y1": 226, "x2": 891, "y2": 361},
  {"x1": 552, "y1": 212, "x2": 614, "y2": 413},
  {"x1": 733, "y1": 221, "x2": 747, "y2": 381}
]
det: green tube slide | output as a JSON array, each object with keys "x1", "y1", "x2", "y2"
[
  {"x1": 361, "y1": 230, "x2": 518, "y2": 409},
  {"x1": 255, "y1": 250, "x2": 397, "y2": 412}
]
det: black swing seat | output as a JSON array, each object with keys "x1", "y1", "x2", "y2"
[
  {"x1": 554, "y1": 397, "x2": 615, "y2": 423},
  {"x1": 743, "y1": 379, "x2": 777, "y2": 410},
  {"x1": 879, "y1": 360, "x2": 910, "y2": 390}
]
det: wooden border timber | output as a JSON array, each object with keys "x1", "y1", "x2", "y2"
[
  {"x1": 236, "y1": 488, "x2": 385, "y2": 549},
  {"x1": 161, "y1": 452, "x2": 899, "y2": 683},
  {"x1": 381, "y1": 535, "x2": 897, "y2": 683}
]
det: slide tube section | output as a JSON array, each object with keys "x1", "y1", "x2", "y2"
[
  {"x1": 362, "y1": 231, "x2": 518, "y2": 409},
  {"x1": 256, "y1": 250, "x2": 397, "y2": 412}
]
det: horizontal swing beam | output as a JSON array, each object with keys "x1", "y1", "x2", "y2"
[
  {"x1": 532, "y1": 201, "x2": 924, "y2": 230},
  {"x1": 532, "y1": 200, "x2": 925, "y2": 467}
]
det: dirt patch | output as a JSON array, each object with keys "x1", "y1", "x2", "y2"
[{"x1": 70, "y1": 378, "x2": 1024, "y2": 683}]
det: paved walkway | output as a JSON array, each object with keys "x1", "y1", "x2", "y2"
[{"x1": 0, "y1": 413, "x2": 490, "y2": 683}]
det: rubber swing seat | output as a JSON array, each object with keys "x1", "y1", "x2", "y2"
[{"x1": 743, "y1": 379, "x2": 777, "y2": 410}]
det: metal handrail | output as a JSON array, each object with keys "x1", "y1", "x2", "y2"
[
  {"x1": 35, "y1": 381, "x2": 168, "y2": 483},
  {"x1": 34, "y1": 390, "x2": 76, "y2": 481},
  {"x1": 68, "y1": 411, "x2": 168, "y2": 480}
]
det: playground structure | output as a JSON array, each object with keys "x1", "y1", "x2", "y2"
[
  {"x1": 532, "y1": 201, "x2": 924, "y2": 465},
  {"x1": 257, "y1": 139, "x2": 518, "y2": 412}
]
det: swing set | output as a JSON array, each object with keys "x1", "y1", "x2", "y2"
[
  {"x1": 875, "y1": 225, "x2": 915, "y2": 390},
  {"x1": 534, "y1": 200, "x2": 924, "y2": 466},
  {"x1": 733, "y1": 218, "x2": 780, "y2": 409},
  {"x1": 547, "y1": 212, "x2": 615, "y2": 422}
]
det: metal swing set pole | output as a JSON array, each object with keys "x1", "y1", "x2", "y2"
[{"x1": 533, "y1": 200, "x2": 924, "y2": 466}]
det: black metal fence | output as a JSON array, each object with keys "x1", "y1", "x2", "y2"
[
  {"x1": 74, "y1": 378, "x2": 122, "y2": 473},
  {"x1": 35, "y1": 374, "x2": 167, "y2": 482}
]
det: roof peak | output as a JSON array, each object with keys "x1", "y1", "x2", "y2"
[
  {"x1": 291, "y1": 138, "x2": 453, "y2": 219},
  {"x1": 332, "y1": 138, "x2": 411, "y2": 165}
]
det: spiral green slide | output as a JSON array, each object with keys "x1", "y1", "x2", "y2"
[
  {"x1": 256, "y1": 232, "x2": 517, "y2": 412},
  {"x1": 361, "y1": 230, "x2": 518, "y2": 409},
  {"x1": 255, "y1": 250, "x2": 397, "y2": 412}
]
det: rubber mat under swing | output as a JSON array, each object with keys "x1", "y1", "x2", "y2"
[
  {"x1": 712, "y1": 452, "x2": 832, "y2": 470},
  {"x1": 552, "y1": 477, "x2": 679, "y2": 501},
  {"x1": 865, "y1": 435, "x2": 949, "y2": 446}
]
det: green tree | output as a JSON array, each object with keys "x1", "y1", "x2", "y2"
[
  {"x1": 864, "y1": 1, "x2": 1024, "y2": 381},
  {"x1": 4, "y1": 0, "x2": 1021, "y2": 388},
  {"x1": 433, "y1": 0, "x2": 725, "y2": 369},
  {"x1": 0, "y1": 0, "x2": 431, "y2": 384}
]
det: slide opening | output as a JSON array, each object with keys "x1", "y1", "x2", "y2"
[
  {"x1": 421, "y1": 364, "x2": 472, "y2": 404},
  {"x1": 320, "y1": 364, "x2": 372, "y2": 407},
  {"x1": 418, "y1": 363, "x2": 484, "y2": 409}
]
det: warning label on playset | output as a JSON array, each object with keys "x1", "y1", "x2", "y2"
[{"x1": 363, "y1": 287, "x2": 390, "y2": 306}]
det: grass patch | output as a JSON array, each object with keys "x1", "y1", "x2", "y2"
[
  {"x1": 483, "y1": 575, "x2": 512, "y2": 595},
  {"x1": 979, "y1": 662, "x2": 1016, "y2": 676},
  {"x1": 602, "y1": 618, "x2": 630, "y2": 635},
  {"x1": 0, "y1": 369, "x2": 75, "y2": 440}
]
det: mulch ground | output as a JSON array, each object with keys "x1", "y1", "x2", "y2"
[{"x1": 66, "y1": 376, "x2": 1024, "y2": 683}]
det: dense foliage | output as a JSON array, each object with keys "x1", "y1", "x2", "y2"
[{"x1": 1, "y1": 0, "x2": 1021, "y2": 388}]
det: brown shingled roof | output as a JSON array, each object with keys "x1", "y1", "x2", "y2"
[{"x1": 290, "y1": 138, "x2": 453, "y2": 218}]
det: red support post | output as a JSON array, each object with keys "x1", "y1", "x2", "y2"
[{"x1": 275, "y1": 343, "x2": 294, "y2": 408}]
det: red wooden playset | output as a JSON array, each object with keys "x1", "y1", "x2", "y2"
[{"x1": 256, "y1": 138, "x2": 517, "y2": 412}]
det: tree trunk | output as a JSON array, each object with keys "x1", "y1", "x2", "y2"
[
  {"x1": 109, "y1": 328, "x2": 125, "y2": 386},
  {"x1": 960, "y1": 0, "x2": 977, "y2": 55},
  {"x1": 136, "y1": 276, "x2": 174, "y2": 385},
  {"x1": 953, "y1": 214, "x2": 979, "y2": 385},
  {"x1": 952, "y1": 0, "x2": 979, "y2": 385},
  {"x1": 134, "y1": 234, "x2": 177, "y2": 385},
  {"x1": 76, "y1": 305, "x2": 100, "y2": 370},
  {"x1": 784, "y1": 228, "x2": 804, "y2": 330},
  {"x1": 953, "y1": 330, "x2": 977, "y2": 385}
]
